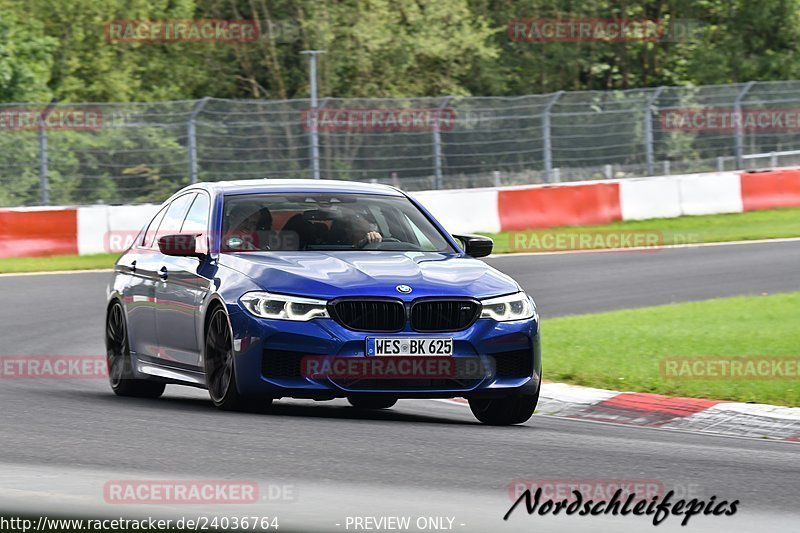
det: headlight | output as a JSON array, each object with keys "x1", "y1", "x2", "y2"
[
  {"x1": 480, "y1": 292, "x2": 537, "y2": 322},
  {"x1": 240, "y1": 291, "x2": 330, "y2": 321}
]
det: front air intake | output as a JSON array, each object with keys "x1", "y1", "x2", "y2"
[
  {"x1": 330, "y1": 299, "x2": 406, "y2": 332},
  {"x1": 410, "y1": 299, "x2": 481, "y2": 332}
]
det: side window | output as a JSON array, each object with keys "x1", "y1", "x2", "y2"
[
  {"x1": 181, "y1": 193, "x2": 210, "y2": 234},
  {"x1": 155, "y1": 193, "x2": 196, "y2": 243},
  {"x1": 141, "y1": 205, "x2": 168, "y2": 249}
]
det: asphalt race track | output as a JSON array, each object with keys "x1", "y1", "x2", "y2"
[{"x1": 1, "y1": 240, "x2": 798, "y2": 532}]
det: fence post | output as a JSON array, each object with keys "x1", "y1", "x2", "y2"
[
  {"x1": 38, "y1": 120, "x2": 49, "y2": 206},
  {"x1": 542, "y1": 91, "x2": 564, "y2": 183},
  {"x1": 188, "y1": 97, "x2": 210, "y2": 184},
  {"x1": 432, "y1": 96, "x2": 453, "y2": 190},
  {"x1": 38, "y1": 99, "x2": 59, "y2": 206},
  {"x1": 301, "y1": 50, "x2": 326, "y2": 180},
  {"x1": 734, "y1": 81, "x2": 755, "y2": 170},
  {"x1": 644, "y1": 86, "x2": 665, "y2": 176}
]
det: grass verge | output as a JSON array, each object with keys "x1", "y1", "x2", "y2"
[
  {"x1": 544, "y1": 292, "x2": 800, "y2": 407},
  {"x1": 484, "y1": 207, "x2": 800, "y2": 253},
  {"x1": 0, "y1": 253, "x2": 118, "y2": 274}
]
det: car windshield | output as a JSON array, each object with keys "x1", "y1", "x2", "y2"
[{"x1": 221, "y1": 193, "x2": 455, "y2": 253}]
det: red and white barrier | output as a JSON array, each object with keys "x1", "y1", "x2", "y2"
[
  {"x1": 416, "y1": 169, "x2": 798, "y2": 234},
  {"x1": 1, "y1": 169, "x2": 799, "y2": 258}
]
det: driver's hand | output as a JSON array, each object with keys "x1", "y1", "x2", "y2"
[
  {"x1": 365, "y1": 231, "x2": 382, "y2": 243},
  {"x1": 356, "y1": 231, "x2": 383, "y2": 248}
]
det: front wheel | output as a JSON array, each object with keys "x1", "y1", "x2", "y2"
[
  {"x1": 105, "y1": 301, "x2": 165, "y2": 398},
  {"x1": 205, "y1": 306, "x2": 271, "y2": 412},
  {"x1": 468, "y1": 394, "x2": 538, "y2": 426}
]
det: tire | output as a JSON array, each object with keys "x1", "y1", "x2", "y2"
[
  {"x1": 205, "y1": 306, "x2": 272, "y2": 412},
  {"x1": 105, "y1": 301, "x2": 165, "y2": 398},
  {"x1": 468, "y1": 393, "x2": 538, "y2": 426},
  {"x1": 347, "y1": 396, "x2": 398, "y2": 410}
]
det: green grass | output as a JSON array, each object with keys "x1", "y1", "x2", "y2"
[
  {"x1": 0, "y1": 253, "x2": 118, "y2": 274},
  {"x1": 484, "y1": 207, "x2": 800, "y2": 253},
  {"x1": 544, "y1": 292, "x2": 800, "y2": 406}
]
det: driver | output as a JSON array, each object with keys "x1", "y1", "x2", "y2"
[{"x1": 351, "y1": 214, "x2": 382, "y2": 247}]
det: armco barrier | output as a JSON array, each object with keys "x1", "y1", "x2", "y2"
[
  {"x1": 496, "y1": 182, "x2": 622, "y2": 230},
  {"x1": 77, "y1": 204, "x2": 159, "y2": 255},
  {"x1": 0, "y1": 208, "x2": 78, "y2": 258},
  {"x1": 619, "y1": 176, "x2": 683, "y2": 220},
  {"x1": 675, "y1": 172, "x2": 743, "y2": 216},
  {"x1": 412, "y1": 188, "x2": 500, "y2": 234},
  {"x1": 1, "y1": 169, "x2": 799, "y2": 259},
  {"x1": 740, "y1": 169, "x2": 800, "y2": 211}
]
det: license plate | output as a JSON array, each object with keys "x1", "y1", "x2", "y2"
[{"x1": 367, "y1": 337, "x2": 453, "y2": 356}]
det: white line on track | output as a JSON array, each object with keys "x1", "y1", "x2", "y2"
[
  {"x1": 0, "y1": 268, "x2": 113, "y2": 278},
  {"x1": 487, "y1": 236, "x2": 800, "y2": 258}
]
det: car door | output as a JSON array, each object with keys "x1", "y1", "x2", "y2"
[
  {"x1": 154, "y1": 191, "x2": 212, "y2": 368},
  {"x1": 123, "y1": 204, "x2": 167, "y2": 359}
]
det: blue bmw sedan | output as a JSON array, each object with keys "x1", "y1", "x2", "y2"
[{"x1": 106, "y1": 180, "x2": 541, "y2": 425}]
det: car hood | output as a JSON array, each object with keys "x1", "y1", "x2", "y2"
[{"x1": 219, "y1": 251, "x2": 520, "y2": 300}]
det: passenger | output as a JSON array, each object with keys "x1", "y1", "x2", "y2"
[{"x1": 280, "y1": 213, "x2": 329, "y2": 250}]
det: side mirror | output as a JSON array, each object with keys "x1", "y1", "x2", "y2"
[
  {"x1": 453, "y1": 234, "x2": 493, "y2": 258},
  {"x1": 158, "y1": 234, "x2": 206, "y2": 258}
]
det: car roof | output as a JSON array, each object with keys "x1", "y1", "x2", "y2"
[{"x1": 187, "y1": 179, "x2": 405, "y2": 197}]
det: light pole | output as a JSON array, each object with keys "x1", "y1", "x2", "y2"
[{"x1": 301, "y1": 50, "x2": 325, "y2": 180}]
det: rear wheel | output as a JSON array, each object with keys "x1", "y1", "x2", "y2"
[
  {"x1": 105, "y1": 301, "x2": 165, "y2": 398},
  {"x1": 347, "y1": 396, "x2": 397, "y2": 410},
  {"x1": 468, "y1": 393, "x2": 538, "y2": 426},
  {"x1": 205, "y1": 306, "x2": 272, "y2": 412}
]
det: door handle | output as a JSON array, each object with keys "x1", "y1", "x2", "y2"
[{"x1": 159, "y1": 266, "x2": 168, "y2": 280}]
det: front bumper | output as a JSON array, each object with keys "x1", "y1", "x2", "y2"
[{"x1": 228, "y1": 306, "x2": 541, "y2": 400}]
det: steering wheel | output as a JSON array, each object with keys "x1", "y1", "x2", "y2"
[{"x1": 359, "y1": 237, "x2": 401, "y2": 249}]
